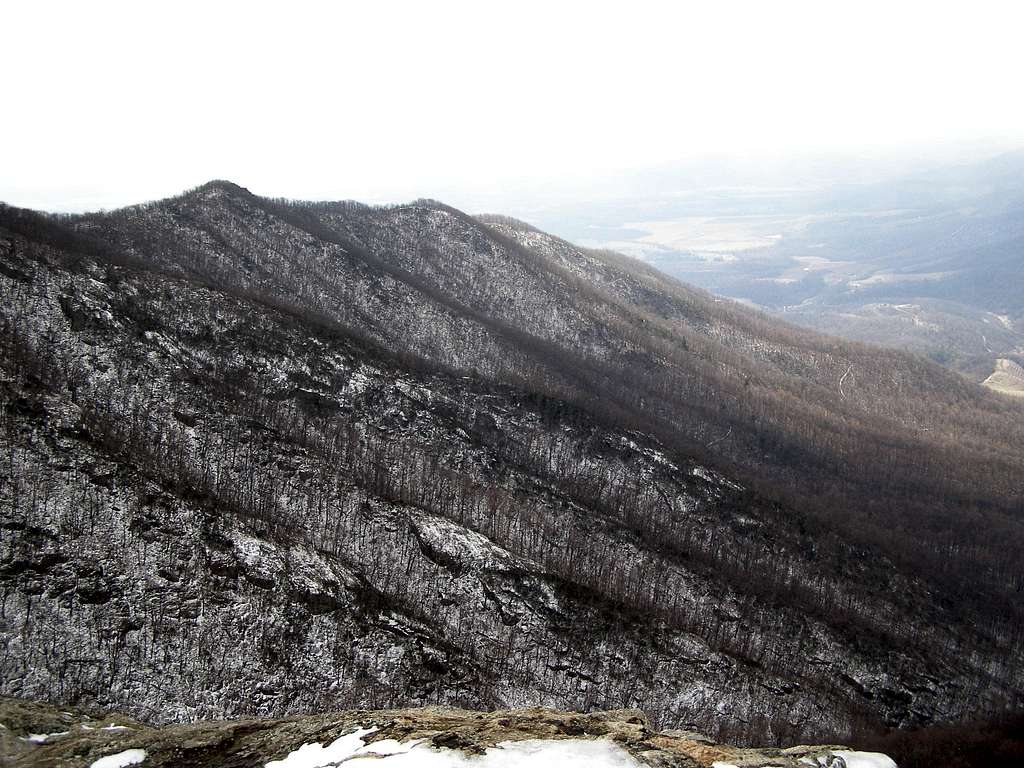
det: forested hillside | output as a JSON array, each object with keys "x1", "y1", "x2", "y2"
[{"x1": 1, "y1": 182, "x2": 1022, "y2": 745}]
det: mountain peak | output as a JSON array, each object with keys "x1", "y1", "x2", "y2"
[{"x1": 183, "y1": 178, "x2": 253, "y2": 201}]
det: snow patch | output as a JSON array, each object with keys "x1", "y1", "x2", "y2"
[
  {"x1": 691, "y1": 465, "x2": 743, "y2": 491},
  {"x1": 347, "y1": 371, "x2": 372, "y2": 396},
  {"x1": 413, "y1": 514, "x2": 519, "y2": 572},
  {"x1": 266, "y1": 727, "x2": 378, "y2": 768},
  {"x1": 797, "y1": 753, "x2": 896, "y2": 768},
  {"x1": 832, "y1": 751, "x2": 898, "y2": 768},
  {"x1": 89, "y1": 749, "x2": 147, "y2": 768},
  {"x1": 233, "y1": 532, "x2": 284, "y2": 577},
  {"x1": 23, "y1": 730, "x2": 70, "y2": 743},
  {"x1": 265, "y1": 729, "x2": 642, "y2": 768}
]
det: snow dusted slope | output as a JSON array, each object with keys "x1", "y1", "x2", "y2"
[
  {"x1": 0, "y1": 256, "x2": 860, "y2": 738},
  {"x1": 1, "y1": 186, "x2": 1023, "y2": 744},
  {"x1": 1, "y1": 697, "x2": 894, "y2": 768}
]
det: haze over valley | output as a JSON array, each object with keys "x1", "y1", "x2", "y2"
[{"x1": 479, "y1": 148, "x2": 1024, "y2": 384}]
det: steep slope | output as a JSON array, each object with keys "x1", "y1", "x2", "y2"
[{"x1": 1, "y1": 184, "x2": 1023, "y2": 746}]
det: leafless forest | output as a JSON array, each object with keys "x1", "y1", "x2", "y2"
[{"x1": 1, "y1": 183, "x2": 1022, "y2": 744}]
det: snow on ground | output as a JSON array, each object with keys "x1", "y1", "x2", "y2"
[
  {"x1": 81, "y1": 723, "x2": 133, "y2": 732},
  {"x1": 691, "y1": 465, "x2": 743, "y2": 491},
  {"x1": 266, "y1": 727, "x2": 378, "y2": 768},
  {"x1": 22, "y1": 730, "x2": 70, "y2": 743},
  {"x1": 799, "y1": 753, "x2": 896, "y2": 768},
  {"x1": 265, "y1": 728, "x2": 642, "y2": 768},
  {"x1": 347, "y1": 371, "x2": 373, "y2": 397},
  {"x1": 832, "y1": 751, "x2": 898, "y2": 768},
  {"x1": 89, "y1": 749, "x2": 148, "y2": 768},
  {"x1": 412, "y1": 514, "x2": 519, "y2": 572}
]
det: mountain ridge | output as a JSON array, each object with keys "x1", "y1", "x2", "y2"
[{"x1": 1, "y1": 184, "x2": 1022, "y2": 745}]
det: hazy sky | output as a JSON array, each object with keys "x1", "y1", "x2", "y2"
[{"x1": 4, "y1": 0, "x2": 1024, "y2": 211}]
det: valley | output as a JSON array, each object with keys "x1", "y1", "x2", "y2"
[{"x1": 521, "y1": 151, "x2": 1024, "y2": 381}]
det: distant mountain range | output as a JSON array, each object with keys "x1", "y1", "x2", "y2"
[
  {"x1": 1, "y1": 183, "x2": 1022, "y2": 745},
  {"x1": 528, "y1": 150, "x2": 1024, "y2": 381}
]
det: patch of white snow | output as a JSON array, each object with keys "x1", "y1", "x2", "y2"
[
  {"x1": 89, "y1": 749, "x2": 147, "y2": 768},
  {"x1": 23, "y1": 730, "x2": 70, "y2": 743},
  {"x1": 832, "y1": 751, "x2": 897, "y2": 768},
  {"x1": 266, "y1": 731, "x2": 642, "y2": 768},
  {"x1": 265, "y1": 727, "x2": 378, "y2": 768},
  {"x1": 347, "y1": 372, "x2": 372, "y2": 397}
]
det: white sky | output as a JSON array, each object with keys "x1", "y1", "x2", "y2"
[{"x1": 3, "y1": 0, "x2": 1024, "y2": 211}]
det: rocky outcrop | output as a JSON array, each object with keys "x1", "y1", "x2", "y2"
[{"x1": 0, "y1": 697, "x2": 894, "y2": 768}]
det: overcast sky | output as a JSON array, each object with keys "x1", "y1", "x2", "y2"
[{"x1": 4, "y1": 0, "x2": 1024, "y2": 211}]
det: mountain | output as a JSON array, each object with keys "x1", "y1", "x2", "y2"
[
  {"x1": 1, "y1": 183, "x2": 1023, "y2": 747},
  {"x1": 0, "y1": 696, "x2": 898, "y2": 768}
]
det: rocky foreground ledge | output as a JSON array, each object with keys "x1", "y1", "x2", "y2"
[{"x1": 0, "y1": 697, "x2": 894, "y2": 768}]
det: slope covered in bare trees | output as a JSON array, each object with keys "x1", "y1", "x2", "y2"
[{"x1": 1, "y1": 182, "x2": 1022, "y2": 745}]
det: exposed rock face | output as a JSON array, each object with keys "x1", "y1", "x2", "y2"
[
  {"x1": 0, "y1": 697, "x2": 892, "y2": 768},
  {"x1": 0, "y1": 185, "x2": 1022, "y2": 745}
]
